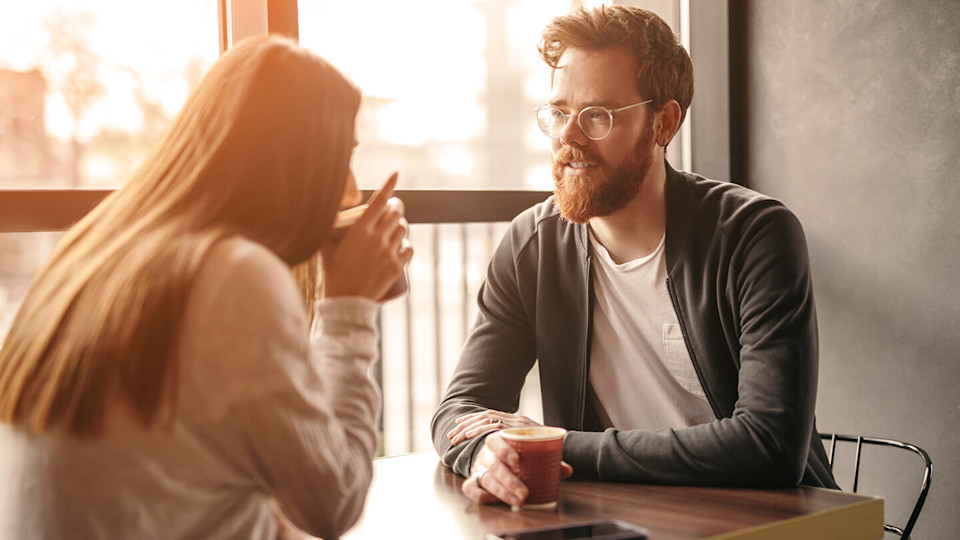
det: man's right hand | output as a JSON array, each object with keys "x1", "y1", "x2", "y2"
[
  {"x1": 448, "y1": 409, "x2": 541, "y2": 446},
  {"x1": 460, "y1": 433, "x2": 573, "y2": 508}
]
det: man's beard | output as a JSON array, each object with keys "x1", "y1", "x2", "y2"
[{"x1": 552, "y1": 128, "x2": 656, "y2": 224}]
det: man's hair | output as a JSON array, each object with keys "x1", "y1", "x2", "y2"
[{"x1": 538, "y1": 5, "x2": 694, "y2": 125}]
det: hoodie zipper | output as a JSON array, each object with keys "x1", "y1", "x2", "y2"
[{"x1": 578, "y1": 243, "x2": 593, "y2": 430}]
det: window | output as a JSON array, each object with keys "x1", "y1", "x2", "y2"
[
  {"x1": 0, "y1": 0, "x2": 219, "y2": 341},
  {"x1": 0, "y1": 0, "x2": 219, "y2": 189},
  {"x1": 1, "y1": 0, "x2": 700, "y2": 456},
  {"x1": 297, "y1": 0, "x2": 689, "y2": 192}
]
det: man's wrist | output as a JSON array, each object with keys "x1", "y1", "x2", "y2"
[
  {"x1": 465, "y1": 431, "x2": 494, "y2": 476},
  {"x1": 561, "y1": 430, "x2": 602, "y2": 477}
]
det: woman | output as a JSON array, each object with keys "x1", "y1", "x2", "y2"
[{"x1": 0, "y1": 35, "x2": 411, "y2": 539}]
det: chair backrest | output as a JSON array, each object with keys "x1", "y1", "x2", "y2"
[{"x1": 820, "y1": 433, "x2": 932, "y2": 539}]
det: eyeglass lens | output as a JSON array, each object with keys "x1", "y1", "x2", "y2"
[{"x1": 537, "y1": 106, "x2": 612, "y2": 140}]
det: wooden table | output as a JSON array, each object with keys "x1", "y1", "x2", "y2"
[{"x1": 341, "y1": 452, "x2": 883, "y2": 540}]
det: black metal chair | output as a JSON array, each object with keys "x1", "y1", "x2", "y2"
[{"x1": 820, "y1": 433, "x2": 932, "y2": 539}]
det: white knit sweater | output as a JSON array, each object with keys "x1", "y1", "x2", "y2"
[{"x1": 0, "y1": 237, "x2": 381, "y2": 540}]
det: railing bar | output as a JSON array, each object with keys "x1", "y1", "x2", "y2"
[
  {"x1": 486, "y1": 222, "x2": 494, "y2": 256},
  {"x1": 374, "y1": 310, "x2": 384, "y2": 455},
  {"x1": 460, "y1": 224, "x2": 469, "y2": 348},
  {"x1": 433, "y1": 225, "x2": 443, "y2": 428},
  {"x1": 403, "y1": 249, "x2": 414, "y2": 454}
]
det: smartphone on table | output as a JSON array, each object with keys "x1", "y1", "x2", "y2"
[{"x1": 484, "y1": 519, "x2": 649, "y2": 540}]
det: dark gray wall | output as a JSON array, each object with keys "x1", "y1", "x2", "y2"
[{"x1": 741, "y1": 1, "x2": 959, "y2": 538}]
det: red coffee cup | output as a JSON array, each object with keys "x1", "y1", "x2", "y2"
[
  {"x1": 332, "y1": 203, "x2": 409, "y2": 301},
  {"x1": 499, "y1": 426, "x2": 567, "y2": 510}
]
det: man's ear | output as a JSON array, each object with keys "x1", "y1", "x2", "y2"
[{"x1": 655, "y1": 99, "x2": 683, "y2": 147}]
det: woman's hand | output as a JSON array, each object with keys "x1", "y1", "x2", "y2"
[{"x1": 320, "y1": 172, "x2": 413, "y2": 301}]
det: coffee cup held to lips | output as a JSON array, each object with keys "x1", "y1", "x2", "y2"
[
  {"x1": 331, "y1": 203, "x2": 409, "y2": 301},
  {"x1": 499, "y1": 426, "x2": 567, "y2": 510}
]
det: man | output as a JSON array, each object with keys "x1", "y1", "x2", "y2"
[{"x1": 430, "y1": 5, "x2": 837, "y2": 508}]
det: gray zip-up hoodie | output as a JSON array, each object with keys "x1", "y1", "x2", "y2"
[{"x1": 431, "y1": 163, "x2": 837, "y2": 489}]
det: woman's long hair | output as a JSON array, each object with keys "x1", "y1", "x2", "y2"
[{"x1": 0, "y1": 35, "x2": 361, "y2": 436}]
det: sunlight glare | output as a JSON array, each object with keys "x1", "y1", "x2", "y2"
[
  {"x1": 0, "y1": 0, "x2": 218, "y2": 141},
  {"x1": 299, "y1": 0, "x2": 486, "y2": 146}
]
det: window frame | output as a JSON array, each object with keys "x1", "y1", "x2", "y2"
[{"x1": 1, "y1": 0, "x2": 729, "y2": 229}]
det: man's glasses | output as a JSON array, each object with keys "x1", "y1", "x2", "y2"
[{"x1": 535, "y1": 100, "x2": 652, "y2": 141}]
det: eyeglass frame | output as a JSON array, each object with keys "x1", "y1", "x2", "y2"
[{"x1": 534, "y1": 99, "x2": 653, "y2": 141}]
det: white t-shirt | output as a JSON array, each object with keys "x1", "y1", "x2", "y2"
[
  {"x1": 0, "y1": 237, "x2": 381, "y2": 540},
  {"x1": 588, "y1": 230, "x2": 715, "y2": 432}
]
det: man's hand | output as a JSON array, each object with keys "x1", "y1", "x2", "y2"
[
  {"x1": 461, "y1": 432, "x2": 573, "y2": 508},
  {"x1": 447, "y1": 410, "x2": 541, "y2": 446}
]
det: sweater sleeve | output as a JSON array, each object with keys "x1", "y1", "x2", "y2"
[{"x1": 183, "y1": 240, "x2": 381, "y2": 539}]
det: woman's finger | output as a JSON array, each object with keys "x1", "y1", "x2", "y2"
[
  {"x1": 397, "y1": 238, "x2": 414, "y2": 265},
  {"x1": 388, "y1": 217, "x2": 408, "y2": 247},
  {"x1": 375, "y1": 201, "x2": 404, "y2": 243},
  {"x1": 357, "y1": 172, "x2": 398, "y2": 227}
]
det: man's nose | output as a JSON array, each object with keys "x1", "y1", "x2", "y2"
[{"x1": 557, "y1": 113, "x2": 588, "y2": 147}]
